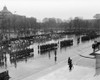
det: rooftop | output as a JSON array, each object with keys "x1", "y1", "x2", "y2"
[{"x1": 0, "y1": 6, "x2": 12, "y2": 15}]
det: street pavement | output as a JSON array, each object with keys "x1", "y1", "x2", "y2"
[
  {"x1": 21, "y1": 61, "x2": 96, "y2": 80},
  {"x1": 36, "y1": 65, "x2": 95, "y2": 80},
  {"x1": 20, "y1": 40, "x2": 98, "y2": 80},
  {"x1": 8, "y1": 39, "x2": 99, "y2": 80}
]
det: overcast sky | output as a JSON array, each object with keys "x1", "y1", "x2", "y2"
[{"x1": 0, "y1": 0, "x2": 100, "y2": 21}]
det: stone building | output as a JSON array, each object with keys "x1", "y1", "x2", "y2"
[
  {"x1": 93, "y1": 14, "x2": 100, "y2": 19},
  {"x1": 0, "y1": 6, "x2": 12, "y2": 16},
  {"x1": 0, "y1": 6, "x2": 13, "y2": 28},
  {"x1": 0, "y1": 6, "x2": 18, "y2": 39}
]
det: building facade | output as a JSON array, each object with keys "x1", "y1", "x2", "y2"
[
  {"x1": 0, "y1": 6, "x2": 12, "y2": 16},
  {"x1": 94, "y1": 14, "x2": 100, "y2": 19}
]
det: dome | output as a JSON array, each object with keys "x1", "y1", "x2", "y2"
[{"x1": 0, "y1": 6, "x2": 12, "y2": 15}]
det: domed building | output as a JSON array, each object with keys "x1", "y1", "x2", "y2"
[
  {"x1": 0, "y1": 6, "x2": 12, "y2": 16},
  {"x1": 0, "y1": 6, "x2": 16, "y2": 39},
  {"x1": 0, "y1": 6, "x2": 13, "y2": 27}
]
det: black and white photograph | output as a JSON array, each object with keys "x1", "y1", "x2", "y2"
[{"x1": 0, "y1": 0, "x2": 100, "y2": 80}]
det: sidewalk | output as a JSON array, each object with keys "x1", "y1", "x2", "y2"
[{"x1": 21, "y1": 64, "x2": 97, "y2": 80}]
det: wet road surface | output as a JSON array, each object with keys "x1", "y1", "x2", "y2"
[{"x1": 0, "y1": 35, "x2": 98, "y2": 80}]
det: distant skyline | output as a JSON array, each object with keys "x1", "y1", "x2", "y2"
[{"x1": 0, "y1": 0, "x2": 100, "y2": 21}]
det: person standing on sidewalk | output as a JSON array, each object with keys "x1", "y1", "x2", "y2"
[{"x1": 68, "y1": 57, "x2": 73, "y2": 71}]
